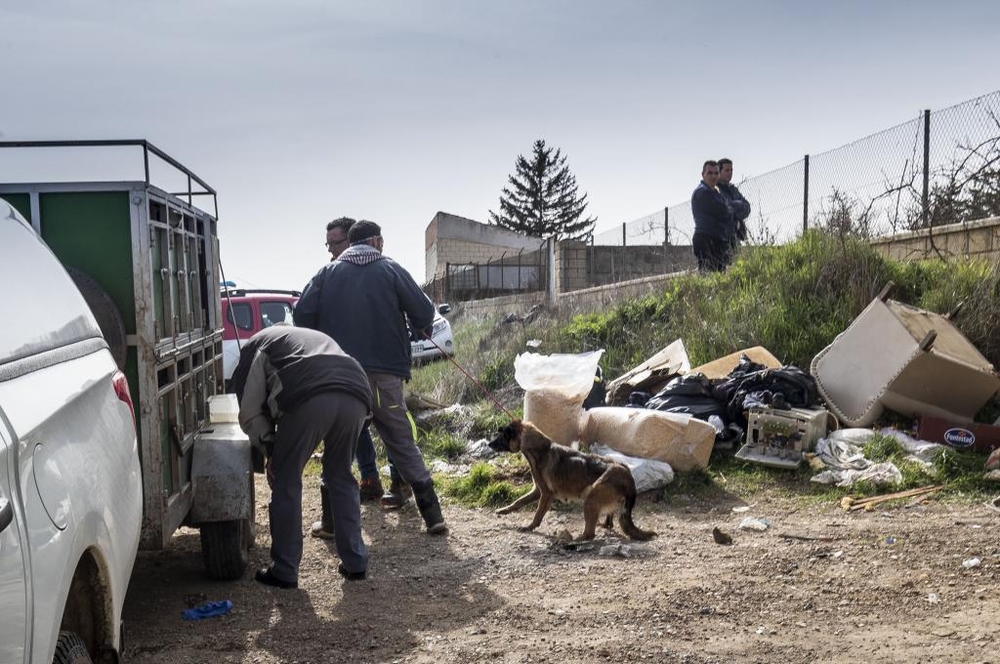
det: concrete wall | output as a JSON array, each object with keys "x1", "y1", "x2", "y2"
[
  {"x1": 870, "y1": 216, "x2": 1000, "y2": 261},
  {"x1": 425, "y1": 211, "x2": 545, "y2": 282},
  {"x1": 453, "y1": 289, "x2": 548, "y2": 321}
]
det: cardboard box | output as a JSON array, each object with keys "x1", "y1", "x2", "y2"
[{"x1": 919, "y1": 415, "x2": 1000, "y2": 454}]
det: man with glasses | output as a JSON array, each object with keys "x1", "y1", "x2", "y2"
[
  {"x1": 309, "y1": 218, "x2": 407, "y2": 542},
  {"x1": 295, "y1": 220, "x2": 447, "y2": 536}
]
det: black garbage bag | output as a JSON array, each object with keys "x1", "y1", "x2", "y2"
[
  {"x1": 645, "y1": 373, "x2": 729, "y2": 422},
  {"x1": 716, "y1": 364, "x2": 820, "y2": 426}
]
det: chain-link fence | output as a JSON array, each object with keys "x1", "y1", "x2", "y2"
[{"x1": 596, "y1": 88, "x2": 1000, "y2": 254}]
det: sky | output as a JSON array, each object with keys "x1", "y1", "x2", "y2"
[{"x1": 1, "y1": 0, "x2": 997, "y2": 290}]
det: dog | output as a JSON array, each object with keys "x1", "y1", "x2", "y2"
[{"x1": 488, "y1": 419, "x2": 655, "y2": 541}]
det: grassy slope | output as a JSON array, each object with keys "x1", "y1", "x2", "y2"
[{"x1": 409, "y1": 232, "x2": 1000, "y2": 505}]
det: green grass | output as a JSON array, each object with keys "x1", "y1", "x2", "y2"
[{"x1": 442, "y1": 461, "x2": 531, "y2": 508}]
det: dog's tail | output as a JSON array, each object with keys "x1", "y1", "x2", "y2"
[{"x1": 620, "y1": 488, "x2": 656, "y2": 541}]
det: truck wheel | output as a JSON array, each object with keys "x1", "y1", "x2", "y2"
[
  {"x1": 200, "y1": 518, "x2": 250, "y2": 580},
  {"x1": 199, "y1": 472, "x2": 255, "y2": 579},
  {"x1": 52, "y1": 631, "x2": 92, "y2": 664},
  {"x1": 66, "y1": 266, "x2": 128, "y2": 369}
]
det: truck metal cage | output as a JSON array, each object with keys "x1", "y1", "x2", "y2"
[{"x1": 0, "y1": 140, "x2": 227, "y2": 550}]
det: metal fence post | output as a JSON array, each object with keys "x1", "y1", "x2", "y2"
[
  {"x1": 922, "y1": 109, "x2": 931, "y2": 227},
  {"x1": 663, "y1": 206, "x2": 669, "y2": 273},
  {"x1": 589, "y1": 233, "x2": 595, "y2": 287},
  {"x1": 621, "y1": 222, "x2": 626, "y2": 281},
  {"x1": 802, "y1": 154, "x2": 810, "y2": 233}
]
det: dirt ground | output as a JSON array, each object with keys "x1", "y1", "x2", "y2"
[{"x1": 123, "y1": 471, "x2": 1000, "y2": 664}]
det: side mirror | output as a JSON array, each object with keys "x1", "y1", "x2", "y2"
[{"x1": 438, "y1": 303, "x2": 452, "y2": 315}]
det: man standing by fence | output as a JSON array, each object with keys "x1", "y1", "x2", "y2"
[
  {"x1": 718, "y1": 158, "x2": 751, "y2": 250},
  {"x1": 691, "y1": 160, "x2": 736, "y2": 272}
]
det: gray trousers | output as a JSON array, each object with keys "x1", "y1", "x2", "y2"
[
  {"x1": 269, "y1": 390, "x2": 369, "y2": 581},
  {"x1": 367, "y1": 372, "x2": 431, "y2": 487}
]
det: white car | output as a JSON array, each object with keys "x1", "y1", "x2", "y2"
[
  {"x1": 411, "y1": 303, "x2": 454, "y2": 363},
  {"x1": 0, "y1": 200, "x2": 142, "y2": 663}
]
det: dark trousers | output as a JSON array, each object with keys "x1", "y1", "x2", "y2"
[
  {"x1": 268, "y1": 391, "x2": 369, "y2": 581},
  {"x1": 693, "y1": 232, "x2": 733, "y2": 272}
]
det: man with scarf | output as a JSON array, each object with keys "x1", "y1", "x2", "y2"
[{"x1": 294, "y1": 220, "x2": 448, "y2": 535}]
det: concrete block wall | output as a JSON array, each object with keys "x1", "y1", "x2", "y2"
[
  {"x1": 425, "y1": 211, "x2": 545, "y2": 282},
  {"x1": 870, "y1": 217, "x2": 1000, "y2": 261}
]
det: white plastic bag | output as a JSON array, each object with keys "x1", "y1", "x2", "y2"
[
  {"x1": 590, "y1": 443, "x2": 674, "y2": 493},
  {"x1": 514, "y1": 350, "x2": 604, "y2": 445}
]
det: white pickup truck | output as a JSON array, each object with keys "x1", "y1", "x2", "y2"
[{"x1": 0, "y1": 199, "x2": 142, "y2": 664}]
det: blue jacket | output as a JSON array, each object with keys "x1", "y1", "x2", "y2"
[
  {"x1": 691, "y1": 181, "x2": 735, "y2": 241},
  {"x1": 293, "y1": 245, "x2": 434, "y2": 380},
  {"x1": 718, "y1": 182, "x2": 751, "y2": 222}
]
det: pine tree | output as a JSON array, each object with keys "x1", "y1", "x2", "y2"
[{"x1": 488, "y1": 139, "x2": 596, "y2": 240}]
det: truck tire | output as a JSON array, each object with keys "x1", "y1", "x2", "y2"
[
  {"x1": 200, "y1": 473, "x2": 255, "y2": 579},
  {"x1": 66, "y1": 266, "x2": 128, "y2": 369},
  {"x1": 52, "y1": 631, "x2": 92, "y2": 664},
  {"x1": 200, "y1": 518, "x2": 250, "y2": 580}
]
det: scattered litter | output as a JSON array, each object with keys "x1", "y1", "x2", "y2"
[
  {"x1": 526, "y1": 339, "x2": 542, "y2": 348},
  {"x1": 590, "y1": 443, "x2": 674, "y2": 492},
  {"x1": 832, "y1": 551, "x2": 844, "y2": 559},
  {"x1": 926, "y1": 593, "x2": 939, "y2": 604},
  {"x1": 429, "y1": 459, "x2": 470, "y2": 475},
  {"x1": 712, "y1": 527, "x2": 733, "y2": 545},
  {"x1": 181, "y1": 599, "x2": 233, "y2": 621},
  {"x1": 731, "y1": 505, "x2": 752, "y2": 513},
  {"x1": 812, "y1": 463, "x2": 902, "y2": 488},
  {"x1": 962, "y1": 558, "x2": 982, "y2": 569},
  {"x1": 739, "y1": 517, "x2": 770, "y2": 532},
  {"x1": 885, "y1": 536, "x2": 896, "y2": 545},
  {"x1": 840, "y1": 485, "x2": 941, "y2": 511},
  {"x1": 599, "y1": 543, "x2": 633, "y2": 558},
  {"x1": 464, "y1": 438, "x2": 496, "y2": 459},
  {"x1": 546, "y1": 608, "x2": 566, "y2": 615},
  {"x1": 988, "y1": 447, "x2": 1000, "y2": 470}
]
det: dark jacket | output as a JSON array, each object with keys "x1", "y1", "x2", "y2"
[
  {"x1": 293, "y1": 244, "x2": 434, "y2": 380},
  {"x1": 718, "y1": 182, "x2": 750, "y2": 222},
  {"x1": 691, "y1": 181, "x2": 735, "y2": 241},
  {"x1": 231, "y1": 325, "x2": 373, "y2": 451}
]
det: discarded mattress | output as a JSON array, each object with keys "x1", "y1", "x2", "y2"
[
  {"x1": 580, "y1": 407, "x2": 716, "y2": 471},
  {"x1": 811, "y1": 293, "x2": 1000, "y2": 427}
]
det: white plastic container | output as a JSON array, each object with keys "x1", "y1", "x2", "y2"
[{"x1": 208, "y1": 393, "x2": 240, "y2": 424}]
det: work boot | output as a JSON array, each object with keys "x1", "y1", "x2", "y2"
[
  {"x1": 413, "y1": 480, "x2": 448, "y2": 535},
  {"x1": 310, "y1": 487, "x2": 335, "y2": 540},
  {"x1": 359, "y1": 476, "x2": 385, "y2": 502},
  {"x1": 380, "y1": 478, "x2": 412, "y2": 510}
]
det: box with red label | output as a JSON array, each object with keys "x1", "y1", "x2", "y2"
[{"x1": 919, "y1": 416, "x2": 1000, "y2": 454}]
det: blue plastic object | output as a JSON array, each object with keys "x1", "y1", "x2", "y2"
[{"x1": 181, "y1": 599, "x2": 233, "y2": 621}]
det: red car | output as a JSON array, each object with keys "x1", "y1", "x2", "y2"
[{"x1": 221, "y1": 289, "x2": 300, "y2": 387}]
